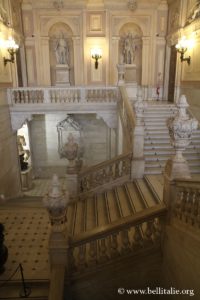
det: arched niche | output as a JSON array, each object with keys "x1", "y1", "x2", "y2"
[
  {"x1": 49, "y1": 22, "x2": 74, "y2": 85},
  {"x1": 119, "y1": 22, "x2": 143, "y2": 85}
]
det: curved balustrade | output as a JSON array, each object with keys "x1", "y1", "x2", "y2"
[
  {"x1": 8, "y1": 87, "x2": 119, "y2": 105},
  {"x1": 68, "y1": 204, "x2": 166, "y2": 272},
  {"x1": 78, "y1": 153, "x2": 132, "y2": 194}
]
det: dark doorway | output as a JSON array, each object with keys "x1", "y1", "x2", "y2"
[{"x1": 168, "y1": 45, "x2": 177, "y2": 102}]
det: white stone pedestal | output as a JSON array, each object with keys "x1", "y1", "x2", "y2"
[
  {"x1": 65, "y1": 174, "x2": 78, "y2": 199},
  {"x1": 125, "y1": 64, "x2": 137, "y2": 83},
  {"x1": 21, "y1": 167, "x2": 33, "y2": 191},
  {"x1": 55, "y1": 64, "x2": 70, "y2": 86},
  {"x1": 164, "y1": 158, "x2": 191, "y2": 181}
]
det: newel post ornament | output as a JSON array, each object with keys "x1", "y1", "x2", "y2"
[
  {"x1": 43, "y1": 173, "x2": 69, "y2": 265},
  {"x1": 43, "y1": 174, "x2": 69, "y2": 300},
  {"x1": 165, "y1": 95, "x2": 198, "y2": 180}
]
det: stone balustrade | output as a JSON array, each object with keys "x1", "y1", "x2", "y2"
[
  {"x1": 68, "y1": 204, "x2": 166, "y2": 272},
  {"x1": 173, "y1": 180, "x2": 200, "y2": 228},
  {"x1": 8, "y1": 86, "x2": 119, "y2": 105},
  {"x1": 78, "y1": 152, "x2": 132, "y2": 194}
]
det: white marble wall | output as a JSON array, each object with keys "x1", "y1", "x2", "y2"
[
  {"x1": 30, "y1": 113, "x2": 115, "y2": 178},
  {"x1": 0, "y1": 90, "x2": 21, "y2": 200}
]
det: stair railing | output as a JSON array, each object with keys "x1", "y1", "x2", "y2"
[
  {"x1": 164, "y1": 178, "x2": 200, "y2": 228},
  {"x1": 78, "y1": 152, "x2": 132, "y2": 195},
  {"x1": 68, "y1": 203, "x2": 166, "y2": 273}
]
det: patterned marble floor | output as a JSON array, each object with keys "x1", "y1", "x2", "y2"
[
  {"x1": 0, "y1": 206, "x2": 50, "y2": 282},
  {"x1": 24, "y1": 178, "x2": 67, "y2": 197}
]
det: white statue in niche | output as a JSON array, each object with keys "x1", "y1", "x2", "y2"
[
  {"x1": 55, "y1": 32, "x2": 69, "y2": 65},
  {"x1": 123, "y1": 32, "x2": 136, "y2": 64}
]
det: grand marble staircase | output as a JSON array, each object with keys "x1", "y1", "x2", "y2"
[
  {"x1": 144, "y1": 103, "x2": 200, "y2": 174},
  {"x1": 67, "y1": 176, "x2": 163, "y2": 237},
  {"x1": 63, "y1": 175, "x2": 165, "y2": 299}
]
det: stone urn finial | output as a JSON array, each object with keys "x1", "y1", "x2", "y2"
[
  {"x1": 165, "y1": 95, "x2": 198, "y2": 179},
  {"x1": 43, "y1": 174, "x2": 69, "y2": 231}
]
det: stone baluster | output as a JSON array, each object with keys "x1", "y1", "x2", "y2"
[
  {"x1": 99, "y1": 238, "x2": 108, "y2": 263},
  {"x1": 21, "y1": 91, "x2": 25, "y2": 103},
  {"x1": 15, "y1": 91, "x2": 20, "y2": 103},
  {"x1": 108, "y1": 164, "x2": 114, "y2": 180},
  {"x1": 77, "y1": 245, "x2": 86, "y2": 270},
  {"x1": 43, "y1": 174, "x2": 69, "y2": 300},
  {"x1": 51, "y1": 90, "x2": 56, "y2": 103},
  {"x1": 88, "y1": 241, "x2": 97, "y2": 266},
  {"x1": 144, "y1": 221, "x2": 154, "y2": 243},
  {"x1": 74, "y1": 90, "x2": 79, "y2": 102},
  {"x1": 24, "y1": 90, "x2": 29, "y2": 103},
  {"x1": 132, "y1": 226, "x2": 143, "y2": 249},
  {"x1": 131, "y1": 87, "x2": 147, "y2": 178},
  {"x1": 110, "y1": 234, "x2": 119, "y2": 258},
  {"x1": 121, "y1": 229, "x2": 131, "y2": 254},
  {"x1": 165, "y1": 95, "x2": 198, "y2": 180},
  {"x1": 114, "y1": 161, "x2": 120, "y2": 178}
]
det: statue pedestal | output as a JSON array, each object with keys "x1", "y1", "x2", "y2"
[
  {"x1": 55, "y1": 64, "x2": 70, "y2": 86},
  {"x1": 21, "y1": 167, "x2": 33, "y2": 191},
  {"x1": 125, "y1": 64, "x2": 137, "y2": 84}
]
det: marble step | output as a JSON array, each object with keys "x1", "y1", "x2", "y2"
[{"x1": 145, "y1": 154, "x2": 200, "y2": 161}]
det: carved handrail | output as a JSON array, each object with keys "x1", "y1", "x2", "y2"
[
  {"x1": 78, "y1": 152, "x2": 132, "y2": 194},
  {"x1": 7, "y1": 86, "x2": 119, "y2": 105},
  {"x1": 68, "y1": 203, "x2": 166, "y2": 270},
  {"x1": 118, "y1": 86, "x2": 135, "y2": 151}
]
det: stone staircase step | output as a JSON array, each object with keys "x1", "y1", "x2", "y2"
[
  {"x1": 144, "y1": 175, "x2": 164, "y2": 202},
  {"x1": 135, "y1": 179, "x2": 160, "y2": 207},
  {"x1": 125, "y1": 181, "x2": 146, "y2": 212},
  {"x1": 105, "y1": 190, "x2": 121, "y2": 222},
  {"x1": 85, "y1": 196, "x2": 97, "y2": 231},
  {"x1": 96, "y1": 193, "x2": 109, "y2": 226},
  {"x1": 114, "y1": 185, "x2": 133, "y2": 217}
]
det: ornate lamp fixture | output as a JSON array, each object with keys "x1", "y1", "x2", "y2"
[
  {"x1": 175, "y1": 36, "x2": 194, "y2": 65},
  {"x1": 3, "y1": 37, "x2": 19, "y2": 66},
  {"x1": 91, "y1": 48, "x2": 102, "y2": 69}
]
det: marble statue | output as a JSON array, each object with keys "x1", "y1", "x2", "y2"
[
  {"x1": 123, "y1": 32, "x2": 136, "y2": 64},
  {"x1": 55, "y1": 33, "x2": 69, "y2": 65},
  {"x1": 17, "y1": 135, "x2": 30, "y2": 171}
]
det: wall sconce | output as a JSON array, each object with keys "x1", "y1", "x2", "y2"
[
  {"x1": 91, "y1": 48, "x2": 102, "y2": 69},
  {"x1": 175, "y1": 36, "x2": 193, "y2": 65},
  {"x1": 3, "y1": 37, "x2": 19, "y2": 66}
]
